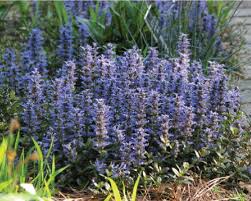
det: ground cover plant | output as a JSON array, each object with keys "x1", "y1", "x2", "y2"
[{"x1": 0, "y1": 28, "x2": 250, "y2": 187}]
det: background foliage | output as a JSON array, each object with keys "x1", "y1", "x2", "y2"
[{"x1": 0, "y1": 1, "x2": 248, "y2": 76}]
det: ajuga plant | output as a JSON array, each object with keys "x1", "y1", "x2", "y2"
[
  {"x1": 196, "y1": 112, "x2": 251, "y2": 184},
  {"x1": 1, "y1": 30, "x2": 248, "y2": 186},
  {"x1": 21, "y1": 28, "x2": 48, "y2": 79}
]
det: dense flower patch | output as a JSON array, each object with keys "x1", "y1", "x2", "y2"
[{"x1": 0, "y1": 26, "x2": 241, "y2": 183}]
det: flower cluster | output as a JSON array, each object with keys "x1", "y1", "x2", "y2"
[
  {"x1": 0, "y1": 49, "x2": 20, "y2": 91},
  {"x1": 0, "y1": 28, "x2": 47, "y2": 96},
  {"x1": 0, "y1": 31, "x2": 240, "y2": 180}
]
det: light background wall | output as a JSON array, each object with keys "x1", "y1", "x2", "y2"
[{"x1": 235, "y1": 1, "x2": 251, "y2": 116}]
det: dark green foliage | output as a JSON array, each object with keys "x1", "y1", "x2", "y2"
[
  {"x1": 139, "y1": 111, "x2": 251, "y2": 187},
  {"x1": 199, "y1": 112, "x2": 251, "y2": 184},
  {"x1": 0, "y1": 87, "x2": 20, "y2": 132}
]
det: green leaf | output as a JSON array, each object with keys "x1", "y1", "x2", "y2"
[
  {"x1": 31, "y1": 138, "x2": 44, "y2": 188},
  {"x1": 20, "y1": 183, "x2": 36, "y2": 195},
  {"x1": 104, "y1": 194, "x2": 112, "y2": 201},
  {"x1": 132, "y1": 174, "x2": 141, "y2": 201},
  {"x1": 0, "y1": 138, "x2": 7, "y2": 166},
  {"x1": 17, "y1": 1, "x2": 29, "y2": 15},
  {"x1": 107, "y1": 177, "x2": 122, "y2": 201},
  {"x1": 0, "y1": 180, "x2": 12, "y2": 191},
  {"x1": 53, "y1": 1, "x2": 68, "y2": 25},
  {"x1": 172, "y1": 167, "x2": 180, "y2": 177},
  {"x1": 45, "y1": 137, "x2": 54, "y2": 159},
  {"x1": 183, "y1": 162, "x2": 190, "y2": 170},
  {"x1": 122, "y1": 181, "x2": 127, "y2": 201},
  {"x1": 14, "y1": 130, "x2": 20, "y2": 151},
  {"x1": 230, "y1": 126, "x2": 239, "y2": 136},
  {"x1": 195, "y1": 150, "x2": 200, "y2": 159}
]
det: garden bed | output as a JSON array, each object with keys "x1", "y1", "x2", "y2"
[{"x1": 0, "y1": 1, "x2": 250, "y2": 201}]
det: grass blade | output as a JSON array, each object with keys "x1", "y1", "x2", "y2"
[
  {"x1": 31, "y1": 138, "x2": 44, "y2": 188},
  {"x1": 132, "y1": 174, "x2": 141, "y2": 201},
  {"x1": 107, "y1": 177, "x2": 122, "y2": 201},
  {"x1": 104, "y1": 194, "x2": 112, "y2": 201},
  {"x1": 0, "y1": 138, "x2": 7, "y2": 166},
  {"x1": 14, "y1": 130, "x2": 20, "y2": 151},
  {"x1": 0, "y1": 180, "x2": 12, "y2": 192}
]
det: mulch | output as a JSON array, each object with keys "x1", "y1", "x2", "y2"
[{"x1": 53, "y1": 176, "x2": 251, "y2": 201}]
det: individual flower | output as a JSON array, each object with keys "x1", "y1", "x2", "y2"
[
  {"x1": 188, "y1": 0, "x2": 208, "y2": 30},
  {"x1": 94, "y1": 159, "x2": 107, "y2": 175},
  {"x1": 109, "y1": 162, "x2": 130, "y2": 179},
  {"x1": 135, "y1": 88, "x2": 147, "y2": 129},
  {"x1": 203, "y1": 13, "x2": 217, "y2": 39},
  {"x1": 144, "y1": 48, "x2": 160, "y2": 74},
  {"x1": 80, "y1": 44, "x2": 98, "y2": 90},
  {"x1": 176, "y1": 33, "x2": 190, "y2": 82},
  {"x1": 77, "y1": 19, "x2": 90, "y2": 48},
  {"x1": 122, "y1": 47, "x2": 144, "y2": 88},
  {"x1": 147, "y1": 90, "x2": 160, "y2": 138}
]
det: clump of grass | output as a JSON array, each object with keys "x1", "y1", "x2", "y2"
[
  {"x1": 104, "y1": 174, "x2": 141, "y2": 201},
  {"x1": 0, "y1": 118, "x2": 68, "y2": 199}
]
